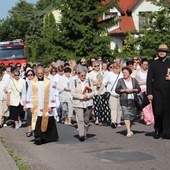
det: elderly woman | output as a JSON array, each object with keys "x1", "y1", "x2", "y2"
[
  {"x1": 98, "y1": 63, "x2": 123, "y2": 128},
  {"x1": 87, "y1": 61, "x2": 108, "y2": 125},
  {"x1": 22, "y1": 68, "x2": 35, "y2": 136},
  {"x1": 7, "y1": 69, "x2": 25, "y2": 129},
  {"x1": 115, "y1": 67, "x2": 141, "y2": 137},
  {"x1": 136, "y1": 59, "x2": 154, "y2": 125},
  {"x1": 71, "y1": 68, "x2": 94, "y2": 141}
]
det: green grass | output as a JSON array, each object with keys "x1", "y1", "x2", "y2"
[{"x1": 0, "y1": 135, "x2": 30, "y2": 170}]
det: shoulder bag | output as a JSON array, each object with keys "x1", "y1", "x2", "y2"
[{"x1": 102, "y1": 73, "x2": 120, "y2": 100}]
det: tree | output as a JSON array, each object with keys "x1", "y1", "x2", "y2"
[
  {"x1": 121, "y1": 32, "x2": 137, "y2": 58},
  {"x1": 0, "y1": 0, "x2": 36, "y2": 41},
  {"x1": 36, "y1": 0, "x2": 56, "y2": 11},
  {"x1": 55, "y1": 0, "x2": 118, "y2": 61},
  {"x1": 35, "y1": 12, "x2": 60, "y2": 64},
  {"x1": 135, "y1": 0, "x2": 170, "y2": 59}
]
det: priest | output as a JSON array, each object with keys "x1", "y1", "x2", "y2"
[{"x1": 26, "y1": 66, "x2": 59, "y2": 145}]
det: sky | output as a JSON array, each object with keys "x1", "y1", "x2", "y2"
[{"x1": 0, "y1": 0, "x2": 38, "y2": 19}]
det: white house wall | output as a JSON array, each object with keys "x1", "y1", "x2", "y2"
[
  {"x1": 110, "y1": 0, "x2": 160, "y2": 51},
  {"x1": 132, "y1": 1, "x2": 160, "y2": 30}
]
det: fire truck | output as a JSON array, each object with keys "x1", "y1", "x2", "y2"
[{"x1": 0, "y1": 39, "x2": 26, "y2": 66}]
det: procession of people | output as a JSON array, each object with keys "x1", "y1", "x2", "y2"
[{"x1": 0, "y1": 44, "x2": 170, "y2": 145}]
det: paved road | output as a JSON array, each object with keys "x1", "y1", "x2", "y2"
[{"x1": 0, "y1": 120, "x2": 170, "y2": 170}]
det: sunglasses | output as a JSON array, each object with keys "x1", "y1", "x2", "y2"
[
  {"x1": 94, "y1": 65, "x2": 99, "y2": 67},
  {"x1": 80, "y1": 74, "x2": 86, "y2": 77},
  {"x1": 133, "y1": 58, "x2": 138, "y2": 60},
  {"x1": 14, "y1": 74, "x2": 19, "y2": 77},
  {"x1": 109, "y1": 66, "x2": 113, "y2": 69},
  {"x1": 81, "y1": 61, "x2": 86, "y2": 63},
  {"x1": 27, "y1": 74, "x2": 33, "y2": 77}
]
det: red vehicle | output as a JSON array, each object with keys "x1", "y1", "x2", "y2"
[{"x1": 0, "y1": 39, "x2": 26, "y2": 66}]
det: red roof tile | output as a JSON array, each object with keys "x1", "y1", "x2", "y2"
[
  {"x1": 108, "y1": 16, "x2": 136, "y2": 34},
  {"x1": 101, "y1": 0, "x2": 110, "y2": 5},
  {"x1": 118, "y1": 0, "x2": 139, "y2": 13}
]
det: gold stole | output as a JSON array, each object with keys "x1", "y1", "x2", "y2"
[{"x1": 31, "y1": 76, "x2": 50, "y2": 132}]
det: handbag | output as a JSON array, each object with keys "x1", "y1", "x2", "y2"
[
  {"x1": 102, "y1": 91, "x2": 111, "y2": 99},
  {"x1": 62, "y1": 102, "x2": 68, "y2": 112},
  {"x1": 134, "y1": 91, "x2": 150, "y2": 111},
  {"x1": 102, "y1": 73, "x2": 120, "y2": 100}
]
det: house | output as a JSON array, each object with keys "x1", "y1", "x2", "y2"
[
  {"x1": 105, "y1": 0, "x2": 160, "y2": 51},
  {"x1": 35, "y1": 3, "x2": 61, "y2": 24},
  {"x1": 36, "y1": 0, "x2": 164, "y2": 52}
]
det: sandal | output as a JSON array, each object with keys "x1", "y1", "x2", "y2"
[{"x1": 26, "y1": 132, "x2": 33, "y2": 137}]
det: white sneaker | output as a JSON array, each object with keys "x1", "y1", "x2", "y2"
[
  {"x1": 18, "y1": 120, "x2": 22, "y2": 128},
  {"x1": 56, "y1": 116, "x2": 60, "y2": 123},
  {"x1": 3, "y1": 123, "x2": 7, "y2": 127},
  {"x1": 15, "y1": 125, "x2": 19, "y2": 130}
]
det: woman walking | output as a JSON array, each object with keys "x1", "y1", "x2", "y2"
[
  {"x1": 7, "y1": 70, "x2": 25, "y2": 129},
  {"x1": 116, "y1": 67, "x2": 141, "y2": 137},
  {"x1": 71, "y1": 69, "x2": 94, "y2": 141}
]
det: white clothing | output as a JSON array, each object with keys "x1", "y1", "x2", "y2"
[
  {"x1": 102, "y1": 71, "x2": 123, "y2": 97},
  {"x1": 136, "y1": 70, "x2": 147, "y2": 89},
  {"x1": 26, "y1": 79, "x2": 56, "y2": 116},
  {"x1": 8, "y1": 78, "x2": 25, "y2": 106},
  {"x1": 123, "y1": 79, "x2": 134, "y2": 99},
  {"x1": 87, "y1": 70, "x2": 104, "y2": 94},
  {"x1": 0, "y1": 76, "x2": 8, "y2": 100},
  {"x1": 57, "y1": 75, "x2": 73, "y2": 102}
]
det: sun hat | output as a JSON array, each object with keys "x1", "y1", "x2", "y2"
[{"x1": 157, "y1": 44, "x2": 169, "y2": 52}]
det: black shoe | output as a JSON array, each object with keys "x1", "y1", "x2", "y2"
[
  {"x1": 154, "y1": 129, "x2": 160, "y2": 139},
  {"x1": 111, "y1": 122, "x2": 116, "y2": 129},
  {"x1": 0, "y1": 125, "x2": 2, "y2": 128},
  {"x1": 79, "y1": 136, "x2": 85, "y2": 142},
  {"x1": 34, "y1": 137, "x2": 43, "y2": 145}
]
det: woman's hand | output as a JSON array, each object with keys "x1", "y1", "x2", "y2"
[
  {"x1": 166, "y1": 74, "x2": 170, "y2": 80},
  {"x1": 97, "y1": 91, "x2": 101, "y2": 96},
  {"x1": 83, "y1": 94, "x2": 88, "y2": 99},
  {"x1": 30, "y1": 108, "x2": 33, "y2": 114},
  {"x1": 48, "y1": 107, "x2": 52, "y2": 112},
  {"x1": 6, "y1": 101, "x2": 10, "y2": 107},
  {"x1": 147, "y1": 95, "x2": 153, "y2": 102},
  {"x1": 133, "y1": 88, "x2": 138, "y2": 92}
]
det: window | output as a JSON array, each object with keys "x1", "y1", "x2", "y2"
[
  {"x1": 104, "y1": 12, "x2": 118, "y2": 20},
  {"x1": 139, "y1": 12, "x2": 151, "y2": 30}
]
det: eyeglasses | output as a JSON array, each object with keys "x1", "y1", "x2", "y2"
[
  {"x1": 27, "y1": 74, "x2": 33, "y2": 77},
  {"x1": 133, "y1": 58, "x2": 138, "y2": 61},
  {"x1": 94, "y1": 65, "x2": 99, "y2": 67},
  {"x1": 14, "y1": 74, "x2": 19, "y2": 77},
  {"x1": 80, "y1": 75, "x2": 86, "y2": 77}
]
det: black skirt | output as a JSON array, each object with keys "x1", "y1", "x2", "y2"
[
  {"x1": 34, "y1": 116, "x2": 59, "y2": 143},
  {"x1": 10, "y1": 104, "x2": 24, "y2": 121},
  {"x1": 93, "y1": 95, "x2": 111, "y2": 122}
]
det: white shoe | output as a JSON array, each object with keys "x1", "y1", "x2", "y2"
[
  {"x1": 15, "y1": 125, "x2": 19, "y2": 130},
  {"x1": 56, "y1": 116, "x2": 60, "y2": 123},
  {"x1": 3, "y1": 123, "x2": 7, "y2": 127},
  {"x1": 18, "y1": 120, "x2": 22, "y2": 128}
]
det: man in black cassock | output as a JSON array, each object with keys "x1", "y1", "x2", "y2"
[{"x1": 147, "y1": 44, "x2": 170, "y2": 139}]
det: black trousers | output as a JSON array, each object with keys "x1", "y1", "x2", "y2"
[{"x1": 152, "y1": 91, "x2": 164, "y2": 132}]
